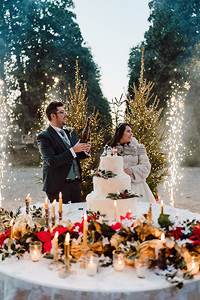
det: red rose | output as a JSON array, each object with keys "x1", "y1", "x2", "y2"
[
  {"x1": 171, "y1": 227, "x2": 183, "y2": 240},
  {"x1": 121, "y1": 194, "x2": 126, "y2": 199}
]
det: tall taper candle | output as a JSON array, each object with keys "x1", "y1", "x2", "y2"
[
  {"x1": 9, "y1": 219, "x2": 14, "y2": 243},
  {"x1": 161, "y1": 199, "x2": 164, "y2": 214},
  {"x1": 25, "y1": 193, "x2": 30, "y2": 215},
  {"x1": 59, "y1": 192, "x2": 62, "y2": 220},
  {"x1": 65, "y1": 232, "x2": 70, "y2": 258},
  {"x1": 83, "y1": 212, "x2": 87, "y2": 249},
  {"x1": 114, "y1": 200, "x2": 118, "y2": 222}
]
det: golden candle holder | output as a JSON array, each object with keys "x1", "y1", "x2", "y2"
[
  {"x1": 51, "y1": 216, "x2": 55, "y2": 227},
  {"x1": 45, "y1": 208, "x2": 49, "y2": 227},
  {"x1": 59, "y1": 211, "x2": 62, "y2": 221},
  {"x1": 58, "y1": 255, "x2": 72, "y2": 278}
]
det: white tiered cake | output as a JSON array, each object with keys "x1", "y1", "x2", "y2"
[{"x1": 86, "y1": 153, "x2": 138, "y2": 220}]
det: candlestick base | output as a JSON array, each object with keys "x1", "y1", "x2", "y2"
[
  {"x1": 58, "y1": 256, "x2": 74, "y2": 278},
  {"x1": 80, "y1": 247, "x2": 89, "y2": 268},
  {"x1": 51, "y1": 216, "x2": 55, "y2": 227},
  {"x1": 59, "y1": 212, "x2": 62, "y2": 221},
  {"x1": 48, "y1": 260, "x2": 63, "y2": 271},
  {"x1": 45, "y1": 208, "x2": 49, "y2": 227},
  {"x1": 26, "y1": 202, "x2": 29, "y2": 215}
]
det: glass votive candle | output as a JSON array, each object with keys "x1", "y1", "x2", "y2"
[
  {"x1": 85, "y1": 252, "x2": 98, "y2": 276},
  {"x1": 135, "y1": 257, "x2": 148, "y2": 278},
  {"x1": 187, "y1": 257, "x2": 199, "y2": 275},
  {"x1": 113, "y1": 250, "x2": 125, "y2": 271},
  {"x1": 29, "y1": 241, "x2": 42, "y2": 262}
]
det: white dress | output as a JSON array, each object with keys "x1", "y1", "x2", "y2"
[{"x1": 117, "y1": 137, "x2": 156, "y2": 203}]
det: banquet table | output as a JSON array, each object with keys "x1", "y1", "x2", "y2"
[{"x1": 1, "y1": 202, "x2": 200, "y2": 300}]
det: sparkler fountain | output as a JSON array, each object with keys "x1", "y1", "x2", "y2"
[
  {"x1": 165, "y1": 82, "x2": 189, "y2": 206},
  {"x1": 0, "y1": 79, "x2": 9, "y2": 208}
]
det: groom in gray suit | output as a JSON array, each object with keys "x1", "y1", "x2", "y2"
[{"x1": 37, "y1": 101, "x2": 91, "y2": 203}]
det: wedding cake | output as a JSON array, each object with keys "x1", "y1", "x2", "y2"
[{"x1": 86, "y1": 151, "x2": 138, "y2": 220}]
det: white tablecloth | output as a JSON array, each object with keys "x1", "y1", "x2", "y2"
[
  {"x1": 0, "y1": 254, "x2": 200, "y2": 300},
  {"x1": 1, "y1": 202, "x2": 200, "y2": 300}
]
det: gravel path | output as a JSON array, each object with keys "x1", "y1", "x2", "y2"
[{"x1": 1, "y1": 166, "x2": 200, "y2": 213}]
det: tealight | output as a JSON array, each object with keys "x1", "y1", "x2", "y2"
[
  {"x1": 85, "y1": 252, "x2": 98, "y2": 276},
  {"x1": 113, "y1": 250, "x2": 125, "y2": 272},
  {"x1": 135, "y1": 257, "x2": 148, "y2": 278},
  {"x1": 187, "y1": 257, "x2": 199, "y2": 275},
  {"x1": 29, "y1": 241, "x2": 42, "y2": 262}
]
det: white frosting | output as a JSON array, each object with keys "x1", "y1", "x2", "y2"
[
  {"x1": 99, "y1": 155, "x2": 124, "y2": 175},
  {"x1": 93, "y1": 175, "x2": 131, "y2": 198},
  {"x1": 86, "y1": 154, "x2": 137, "y2": 220},
  {"x1": 87, "y1": 194, "x2": 137, "y2": 220}
]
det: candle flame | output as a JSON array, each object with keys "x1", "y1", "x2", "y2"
[
  {"x1": 45, "y1": 197, "x2": 48, "y2": 204},
  {"x1": 59, "y1": 192, "x2": 62, "y2": 199},
  {"x1": 129, "y1": 209, "x2": 131, "y2": 213},
  {"x1": 66, "y1": 232, "x2": 70, "y2": 243},
  {"x1": 53, "y1": 199, "x2": 56, "y2": 205},
  {"x1": 114, "y1": 200, "x2": 117, "y2": 207},
  {"x1": 161, "y1": 232, "x2": 165, "y2": 242},
  {"x1": 161, "y1": 199, "x2": 163, "y2": 206},
  {"x1": 192, "y1": 262, "x2": 195, "y2": 269},
  {"x1": 55, "y1": 231, "x2": 59, "y2": 239},
  {"x1": 84, "y1": 211, "x2": 87, "y2": 221},
  {"x1": 10, "y1": 219, "x2": 14, "y2": 226},
  {"x1": 34, "y1": 250, "x2": 37, "y2": 255},
  {"x1": 27, "y1": 193, "x2": 30, "y2": 198}
]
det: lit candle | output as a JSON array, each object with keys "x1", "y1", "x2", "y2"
[
  {"x1": 135, "y1": 258, "x2": 148, "y2": 278},
  {"x1": 25, "y1": 193, "x2": 30, "y2": 214},
  {"x1": 113, "y1": 259, "x2": 125, "y2": 271},
  {"x1": 65, "y1": 232, "x2": 70, "y2": 258},
  {"x1": 114, "y1": 200, "x2": 118, "y2": 222},
  {"x1": 45, "y1": 197, "x2": 48, "y2": 210},
  {"x1": 161, "y1": 232, "x2": 166, "y2": 244},
  {"x1": 187, "y1": 258, "x2": 199, "y2": 275},
  {"x1": 161, "y1": 199, "x2": 164, "y2": 214},
  {"x1": 59, "y1": 192, "x2": 62, "y2": 213},
  {"x1": 9, "y1": 219, "x2": 14, "y2": 243},
  {"x1": 87, "y1": 257, "x2": 98, "y2": 276},
  {"x1": 83, "y1": 212, "x2": 87, "y2": 249},
  {"x1": 52, "y1": 231, "x2": 59, "y2": 263},
  {"x1": 31, "y1": 250, "x2": 41, "y2": 262},
  {"x1": 25, "y1": 193, "x2": 30, "y2": 202},
  {"x1": 52, "y1": 199, "x2": 56, "y2": 217}
]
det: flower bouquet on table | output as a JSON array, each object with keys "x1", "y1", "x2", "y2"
[{"x1": 1, "y1": 203, "x2": 200, "y2": 289}]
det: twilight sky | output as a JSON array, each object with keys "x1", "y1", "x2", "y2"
[{"x1": 73, "y1": 0, "x2": 150, "y2": 102}]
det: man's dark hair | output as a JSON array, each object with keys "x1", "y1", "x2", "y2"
[{"x1": 46, "y1": 101, "x2": 64, "y2": 121}]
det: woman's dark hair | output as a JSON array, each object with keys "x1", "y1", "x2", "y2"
[
  {"x1": 46, "y1": 101, "x2": 64, "y2": 121},
  {"x1": 107, "y1": 123, "x2": 132, "y2": 147}
]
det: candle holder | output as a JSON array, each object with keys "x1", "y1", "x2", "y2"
[
  {"x1": 187, "y1": 256, "x2": 199, "y2": 275},
  {"x1": 26, "y1": 201, "x2": 29, "y2": 215},
  {"x1": 80, "y1": 247, "x2": 89, "y2": 268},
  {"x1": 59, "y1": 211, "x2": 62, "y2": 221},
  {"x1": 45, "y1": 208, "x2": 49, "y2": 227},
  {"x1": 58, "y1": 255, "x2": 72, "y2": 278},
  {"x1": 158, "y1": 248, "x2": 167, "y2": 270},
  {"x1": 113, "y1": 250, "x2": 125, "y2": 271},
  {"x1": 29, "y1": 241, "x2": 42, "y2": 262},
  {"x1": 51, "y1": 216, "x2": 56, "y2": 227},
  {"x1": 135, "y1": 257, "x2": 148, "y2": 278},
  {"x1": 85, "y1": 252, "x2": 98, "y2": 276}
]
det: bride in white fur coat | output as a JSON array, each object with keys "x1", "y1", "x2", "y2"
[{"x1": 108, "y1": 123, "x2": 155, "y2": 203}]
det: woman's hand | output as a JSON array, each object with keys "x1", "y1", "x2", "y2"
[{"x1": 124, "y1": 167, "x2": 132, "y2": 175}]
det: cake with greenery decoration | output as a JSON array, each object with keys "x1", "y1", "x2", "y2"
[{"x1": 86, "y1": 149, "x2": 140, "y2": 219}]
